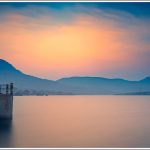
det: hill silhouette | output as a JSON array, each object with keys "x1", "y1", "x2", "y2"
[{"x1": 0, "y1": 59, "x2": 150, "y2": 95}]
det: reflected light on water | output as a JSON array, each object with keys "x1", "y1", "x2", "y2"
[{"x1": 0, "y1": 96, "x2": 150, "y2": 148}]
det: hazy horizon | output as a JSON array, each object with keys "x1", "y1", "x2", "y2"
[
  {"x1": 1, "y1": 58, "x2": 150, "y2": 82},
  {"x1": 1, "y1": 2, "x2": 150, "y2": 80}
]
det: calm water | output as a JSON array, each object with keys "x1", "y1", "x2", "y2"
[{"x1": 0, "y1": 96, "x2": 150, "y2": 148}]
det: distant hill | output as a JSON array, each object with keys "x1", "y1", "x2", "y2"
[
  {"x1": 0, "y1": 59, "x2": 73, "y2": 94},
  {"x1": 0, "y1": 59, "x2": 150, "y2": 95},
  {"x1": 57, "y1": 76, "x2": 150, "y2": 94},
  {"x1": 117, "y1": 91, "x2": 150, "y2": 95}
]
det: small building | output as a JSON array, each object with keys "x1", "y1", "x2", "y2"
[{"x1": 0, "y1": 83, "x2": 13, "y2": 119}]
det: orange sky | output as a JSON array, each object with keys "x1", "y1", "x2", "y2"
[{"x1": 0, "y1": 4, "x2": 150, "y2": 80}]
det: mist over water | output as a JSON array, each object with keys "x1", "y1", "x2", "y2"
[{"x1": 0, "y1": 96, "x2": 150, "y2": 148}]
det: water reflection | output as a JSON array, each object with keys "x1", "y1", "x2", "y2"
[
  {"x1": 1, "y1": 96, "x2": 150, "y2": 147},
  {"x1": 0, "y1": 119, "x2": 13, "y2": 147}
]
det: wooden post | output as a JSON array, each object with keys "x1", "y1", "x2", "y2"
[
  {"x1": 6, "y1": 84, "x2": 9, "y2": 94},
  {"x1": 0, "y1": 85, "x2": 1, "y2": 94},
  {"x1": 10, "y1": 83, "x2": 13, "y2": 95}
]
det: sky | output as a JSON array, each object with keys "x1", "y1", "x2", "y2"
[{"x1": 0, "y1": 2, "x2": 150, "y2": 80}]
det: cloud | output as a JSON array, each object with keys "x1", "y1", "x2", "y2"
[{"x1": 0, "y1": 4, "x2": 150, "y2": 80}]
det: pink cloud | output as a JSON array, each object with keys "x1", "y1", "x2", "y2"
[{"x1": 0, "y1": 5, "x2": 150, "y2": 80}]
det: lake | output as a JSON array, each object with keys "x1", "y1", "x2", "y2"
[{"x1": 0, "y1": 96, "x2": 150, "y2": 148}]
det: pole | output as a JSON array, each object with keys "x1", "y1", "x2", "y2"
[
  {"x1": 10, "y1": 83, "x2": 13, "y2": 95},
  {"x1": 6, "y1": 84, "x2": 9, "y2": 94}
]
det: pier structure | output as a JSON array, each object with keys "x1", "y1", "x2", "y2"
[{"x1": 0, "y1": 83, "x2": 13, "y2": 119}]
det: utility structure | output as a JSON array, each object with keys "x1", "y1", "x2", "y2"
[{"x1": 0, "y1": 83, "x2": 13, "y2": 119}]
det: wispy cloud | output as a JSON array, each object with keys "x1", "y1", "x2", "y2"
[{"x1": 0, "y1": 3, "x2": 150, "y2": 80}]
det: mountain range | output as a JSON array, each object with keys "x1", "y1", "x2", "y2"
[{"x1": 0, "y1": 59, "x2": 150, "y2": 95}]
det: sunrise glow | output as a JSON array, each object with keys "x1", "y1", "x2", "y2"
[{"x1": 0, "y1": 3, "x2": 150, "y2": 80}]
